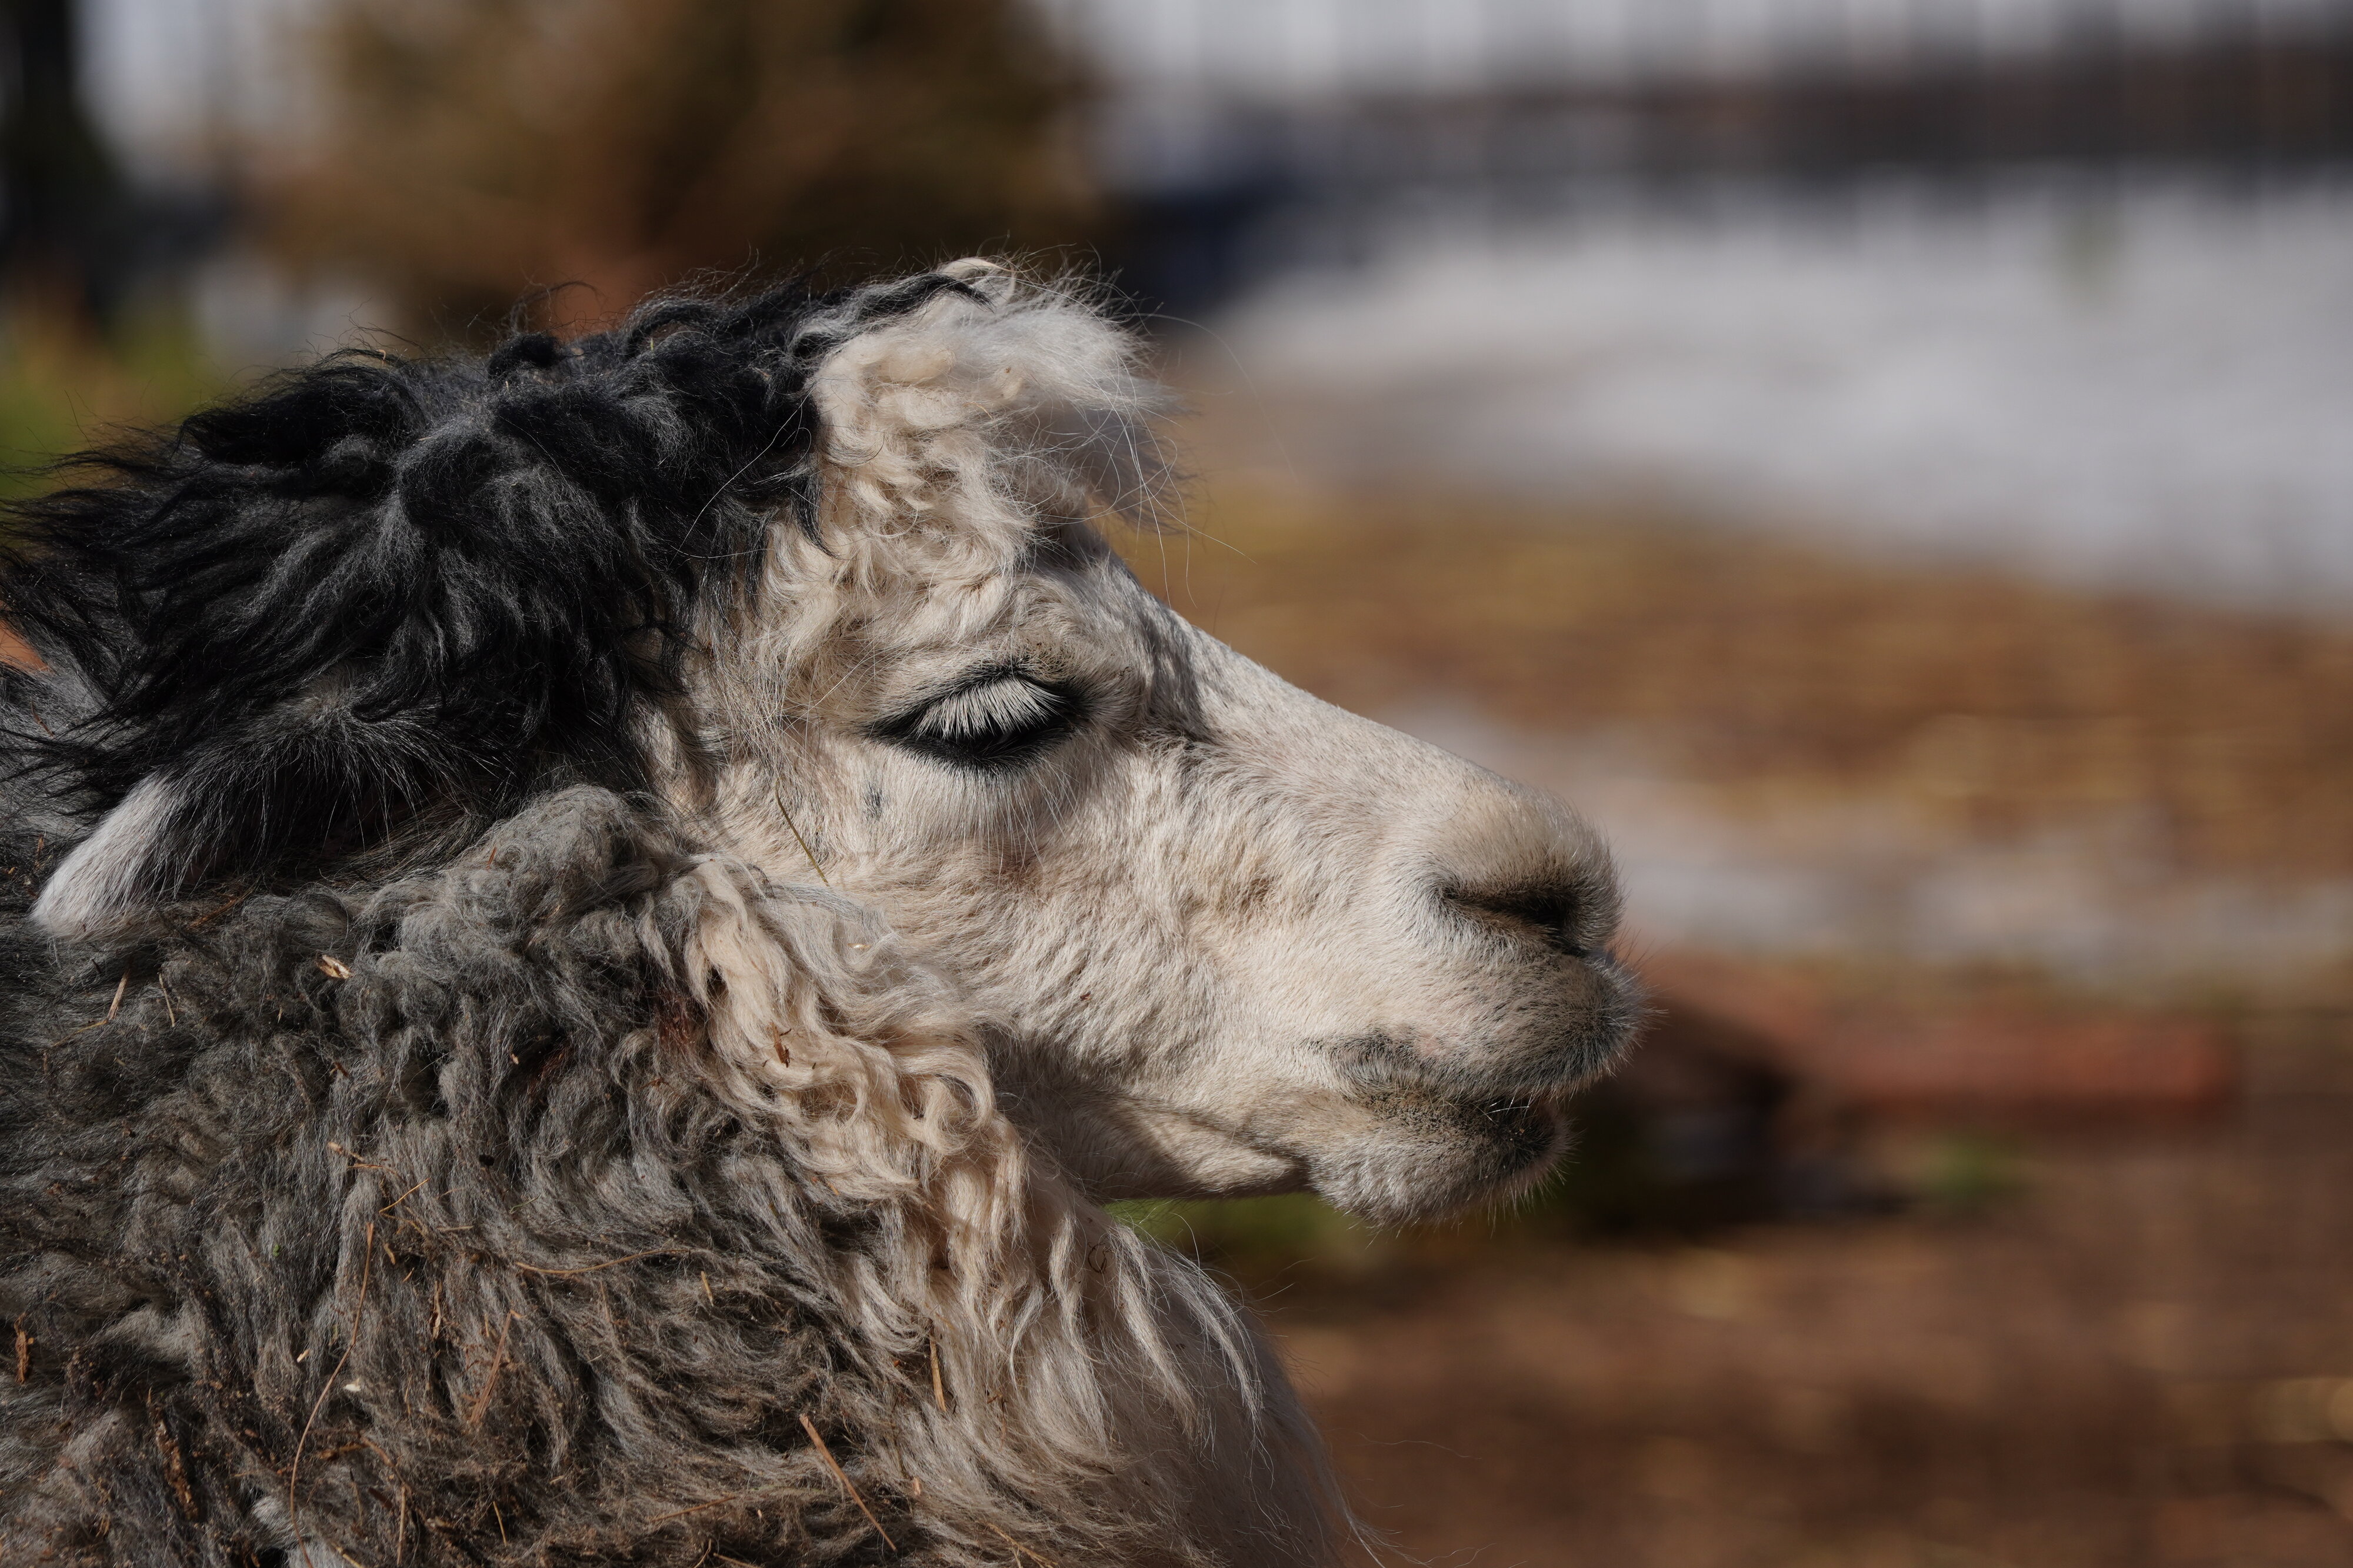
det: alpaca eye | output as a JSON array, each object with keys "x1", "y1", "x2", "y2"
[{"x1": 876, "y1": 674, "x2": 1080, "y2": 772}]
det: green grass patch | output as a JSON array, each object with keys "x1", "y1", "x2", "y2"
[{"x1": 0, "y1": 305, "x2": 233, "y2": 506}]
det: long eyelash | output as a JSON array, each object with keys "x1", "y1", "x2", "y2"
[
  {"x1": 871, "y1": 672, "x2": 1084, "y2": 772},
  {"x1": 914, "y1": 680, "x2": 1060, "y2": 742}
]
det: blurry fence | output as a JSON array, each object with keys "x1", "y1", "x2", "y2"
[
  {"x1": 1327, "y1": 12, "x2": 2353, "y2": 180},
  {"x1": 1050, "y1": 0, "x2": 2353, "y2": 302}
]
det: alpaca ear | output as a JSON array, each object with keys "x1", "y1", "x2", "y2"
[
  {"x1": 812, "y1": 265, "x2": 1176, "y2": 525},
  {"x1": 29, "y1": 775, "x2": 186, "y2": 940},
  {"x1": 30, "y1": 710, "x2": 455, "y2": 940}
]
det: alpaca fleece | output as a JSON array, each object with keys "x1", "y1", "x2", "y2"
[
  {"x1": 0, "y1": 789, "x2": 1329, "y2": 1565},
  {"x1": 0, "y1": 272, "x2": 1344, "y2": 1566},
  {"x1": 1, "y1": 261, "x2": 1633, "y2": 1567}
]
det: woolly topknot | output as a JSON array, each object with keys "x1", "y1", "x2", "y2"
[{"x1": 4, "y1": 271, "x2": 979, "y2": 934}]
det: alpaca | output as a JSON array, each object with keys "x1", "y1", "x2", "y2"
[{"x1": 0, "y1": 262, "x2": 1637, "y2": 1567}]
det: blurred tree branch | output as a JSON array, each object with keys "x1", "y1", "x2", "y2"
[{"x1": 258, "y1": 0, "x2": 1098, "y2": 340}]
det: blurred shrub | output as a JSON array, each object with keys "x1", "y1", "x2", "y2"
[
  {"x1": 1907, "y1": 1132, "x2": 2030, "y2": 1217},
  {"x1": 258, "y1": 0, "x2": 1097, "y2": 339}
]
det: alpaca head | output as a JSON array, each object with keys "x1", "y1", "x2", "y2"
[
  {"x1": 694, "y1": 265, "x2": 1637, "y2": 1225},
  {"x1": 16, "y1": 262, "x2": 1634, "y2": 1228}
]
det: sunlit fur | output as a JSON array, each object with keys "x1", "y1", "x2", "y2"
[
  {"x1": 701, "y1": 265, "x2": 1637, "y2": 1225},
  {"x1": 0, "y1": 263, "x2": 1634, "y2": 1566}
]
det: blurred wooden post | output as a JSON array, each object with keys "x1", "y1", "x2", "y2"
[{"x1": 0, "y1": 0, "x2": 126, "y2": 326}]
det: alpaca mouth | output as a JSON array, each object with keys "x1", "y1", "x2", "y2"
[
  {"x1": 1327, "y1": 1035, "x2": 1579, "y2": 1136},
  {"x1": 1467, "y1": 1087, "x2": 1573, "y2": 1157},
  {"x1": 1329, "y1": 1027, "x2": 1619, "y2": 1106},
  {"x1": 1309, "y1": 1033, "x2": 1592, "y2": 1208},
  {"x1": 1295, "y1": 1069, "x2": 1575, "y2": 1223}
]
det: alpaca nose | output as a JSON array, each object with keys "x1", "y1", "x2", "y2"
[
  {"x1": 1439, "y1": 880, "x2": 1591, "y2": 958},
  {"x1": 1411, "y1": 767, "x2": 1619, "y2": 963}
]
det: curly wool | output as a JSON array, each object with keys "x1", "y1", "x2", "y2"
[
  {"x1": 0, "y1": 268, "x2": 1351, "y2": 1566},
  {"x1": 0, "y1": 788, "x2": 1333, "y2": 1566}
]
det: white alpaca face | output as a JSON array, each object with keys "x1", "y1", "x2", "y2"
[
  {"x1": 735, "y1": 535, "x2": 1631, "y2": 1226},
  {"x1": 684, "y1": 267, "x2": 1637, "y2": 1229}
]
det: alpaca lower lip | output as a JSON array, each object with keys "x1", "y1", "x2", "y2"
[
  {"x1": 1451, "y1": 1091, "x2": 1571, "y2": 1186},
  {"x1": 1331, "y1": 1032, "x2": 1610, "y2": 1105},
  {"x1": 1473, "y1": 1092, "x2": 1567, "y2": 1141}
]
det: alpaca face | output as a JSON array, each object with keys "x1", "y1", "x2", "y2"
[
  {"x1": 720, "y1": 541, "x2": 1631, "y2": 1225},
  {"x1": 699, "y1": 278, "x2": 1638, "y2": 1227}
]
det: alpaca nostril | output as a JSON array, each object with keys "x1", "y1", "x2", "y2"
[{"x1": 1440, "y1": 883, "x2": 1588, "y2": 958}]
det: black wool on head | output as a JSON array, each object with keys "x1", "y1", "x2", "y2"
[{"x1": 0, "y1": 272, "x2": 972, "y2": 916}]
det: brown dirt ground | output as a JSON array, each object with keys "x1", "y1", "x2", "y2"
[
  {"x1": 1244, "y1": 1018, "x2": 2353, "y2": 1568},
  {"x1": 1110, "y1": 483, "x2": 2353, "y2": 1562}
]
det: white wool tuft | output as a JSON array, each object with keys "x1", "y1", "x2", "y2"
[{"x1": 28, "y1": 774, "x2": 182, "y2": 940}]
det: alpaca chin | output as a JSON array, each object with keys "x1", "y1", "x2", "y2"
[{"x1": 1306, "y1": 1090, "x2": 1576, "y2": 1227}]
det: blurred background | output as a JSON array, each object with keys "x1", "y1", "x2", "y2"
[{"x1": 5, "y1": 0, "x2": 2353, "y2": 1562}]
